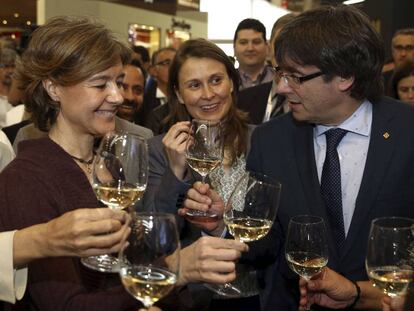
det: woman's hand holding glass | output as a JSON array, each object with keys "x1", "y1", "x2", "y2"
[{"x1": 162, "y1": 121, "x2": 191, "y2": 181}]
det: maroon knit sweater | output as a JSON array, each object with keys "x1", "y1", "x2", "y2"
[{"x1": 0, "y1": 138, "x2": 139, "y2": 310}]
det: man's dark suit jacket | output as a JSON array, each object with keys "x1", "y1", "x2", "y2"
[
  {"x1": 237, "y1": 82, "x2": 272, "y2": 124},
  {"x1": 247, "y1": 97, "x2": 414, "y2": 310}
]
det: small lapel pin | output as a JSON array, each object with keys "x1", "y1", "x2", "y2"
[{"x1": 383, "y1": 132, "x2": 390, "y2": 139}]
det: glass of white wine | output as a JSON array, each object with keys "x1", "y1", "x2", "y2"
[
  {"x1": 285, "y1": 215, "x2": 329, "y2": 310},
  {"x1": 81, "y1": 131, "x2": 148, "y2": 273},
  {"x1": 185, "y1": 119, "x2": 223, "y2": 222},
  {"x1": 366, "y1": 217, "x2": 414, "y2": 298},
  {"x1": 207, "y1": 171, "x2": 282, "y2": 297},
  {"x1": 119, "y1": 212, "x2": 180, "y2": 309}
]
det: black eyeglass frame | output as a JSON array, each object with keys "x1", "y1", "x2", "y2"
[{"x1": 273, "y1": 66, "x2": 324, "y2": 87}]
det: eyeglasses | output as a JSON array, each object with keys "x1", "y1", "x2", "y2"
[
  {"x1": 392, "y1": 45, "x2": 414, "y2": 52},
  {"x1": 154, "y1": 59, "x2": 172, "y2": 67},
  {"x1": 273, "y1": 66, "x2": 324, "y2": 89}
]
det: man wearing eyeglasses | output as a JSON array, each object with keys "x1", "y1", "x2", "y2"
[
  {"x1": 0, "y1": 48, "x2": 17, "y2": 128},
  {"x1": 183, "y1": 5, "x2": 414, "y2": 311},
  {"x1": 383, "y1": 28, "x2": 414, "y2": 94},
  {"x1": 139, "y1": 47, "x2": 176, "y2": 127}
]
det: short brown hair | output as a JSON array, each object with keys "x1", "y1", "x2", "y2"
[
  {"x1": 275, "y1": 5, "x2": 385, "y2": 102},
  {"x1": 16, "y1": 16, "x2": 131, "y2": 131}
]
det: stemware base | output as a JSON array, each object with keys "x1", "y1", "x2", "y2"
[
  {"x1": 185, "y1": 210, "x2": 219, "y2": 222},
  {"x1": 81, "y1": 254, "x2": 120, "y2": 273}
]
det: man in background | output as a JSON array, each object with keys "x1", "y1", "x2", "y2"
[
  {"x1": 233, "y1": 18, "x2": 273, "y2": 90},
  {"x1": 117, "y1": 59, "x2": 145, "y2": 123},
  {"x1": 0, "y1": 48, "x2": 17, "y2": 128},
  {"x1": 383, "y1": 28, "x2": 414, "y2": 94}
]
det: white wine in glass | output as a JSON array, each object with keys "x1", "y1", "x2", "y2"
[
  {"x1": 285, "y1": 215, "x2": 328, "y2": 311},
  {"x1": 366, "y1": 217, "x2": 414, "y2": 297},
  {"x1": 207, "y1": 171, "x2": 281, "y2": 297},
  {"x1": 185, "y1": 119, "x2": 223, "y2": 222},
  {"x1": 81, "y1": 132, "x2": 148, "y2": 273},
  {"x1": 119, "y1": 212, "x2": 180, "y2": 308},
  {"x1": 285, "y1": 215, "x2": 329, "y2": 281}
]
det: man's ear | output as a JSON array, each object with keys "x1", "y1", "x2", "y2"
[
  {"x1": 42, "y1": 79, "x2": 60, "y2": 102},
  {"x1": 338, "y1": 76, "x2": 354, "y2": 92}
]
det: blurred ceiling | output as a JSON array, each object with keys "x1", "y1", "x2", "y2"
[{"x1": 0, "y1": 0, "x2": 36, "y2": 29}]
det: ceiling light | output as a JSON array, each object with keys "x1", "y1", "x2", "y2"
[
  {"x1": 14, "y1": 13, "x2": 19, "y2": 18},
  {"x1": 343, "y1": 0, "x2": 365, "y2": 4}
]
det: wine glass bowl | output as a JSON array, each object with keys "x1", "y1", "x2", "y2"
[
  {"x1": 81, "y1": 132, "x2": 149, "y2": 273},
  {"x1": 119, "y1": 212, "x2": 180, "y2": 309},
  {"x1": 224, "y1": 171, "x2": 281, "y2": 243},
  {"x1": 207, "y1": 171, "x2": 281, "y2": 297},
  {"x1": 185, "y1": 119, "x2": 223, "y2": 220},
  {"x1": 366, "y1": 217, "x2": 414, "y2": 297},
  {"x1": 285, "y1": 215, "x2": 329, "y2": 281}
]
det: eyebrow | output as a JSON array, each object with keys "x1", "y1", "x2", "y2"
[{"x1": 88, "y1": 73, "x2": 125, "y2": 82}]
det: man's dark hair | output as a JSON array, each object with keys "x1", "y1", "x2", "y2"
[
  {"x1": 151, "y1": 47, "x2": 176, "y2": 66},
  {"x1": 131, "y1": 45, "x2": 150, "y2": 63},
  {"x1": 393, "y1": 28, "x2": 414, "y2": 39},
  {"x1": 233, "y1": 18, "x2": 266, "y2": 43},
  {"x1": 128, "y1": 58, "x2": 147, "y2": 86},
  {"x1": 275, "y1": 5, "x2": 385, "y2": 102}
]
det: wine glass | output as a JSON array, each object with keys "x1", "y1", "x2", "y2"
[
  {"x1": 207, "y1": 171, "x2": 282, "y2": 297},
  {"x1": 119, "y1": 212, "x2": 180, "y2": 309},
  {"x1": 285, "y1": 215, "x2": 329, "y2": 310},
  {"x1": 81, "y1": 131, "x2": 149, "y2": 273},
  {"x1": 185, "y1": 119, "x2": 223, "y2": 221},
  {"x1": 366, "y1": 217, "x2": 414, "y2": 298}
]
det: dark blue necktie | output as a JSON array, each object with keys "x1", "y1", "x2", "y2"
[{"x1": 321, "y1": 128, "x2": 348, "y2": 251}]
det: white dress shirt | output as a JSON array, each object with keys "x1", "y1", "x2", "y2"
[{"x1": 314, "y1": 100, "x2": 372, "y2": 235}]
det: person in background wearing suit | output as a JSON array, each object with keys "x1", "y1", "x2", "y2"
[
  {"x1": 183, "y1": 5, "x2": 414, "y2": 310},
  {"x1": 139, "y1": 47, "x2": 176, "y2": 127},
  {"x1": 237, "y1": 13, "x2": 297, "y2": 124},
  {"x1": 383, "y1": 28, "x2": 414, "y2": 95}
]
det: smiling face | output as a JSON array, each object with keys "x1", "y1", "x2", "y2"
[
  {"x1": 175, "y1": 57, "x2": 233, "y2": 121},
  {"x1": 275, "y1": 61, "x2": 360, "y2": 126},
  {"x1": 118, "y1": 64, "x2": 145, "y2": 121},
  {"x1": 397, "y1": 75, "x2": 414, "y2": 105},
  {"x1": 234, "y1": 29, "x2": 268, "y2": 70},
  {"x1": 48, "y1": 62, "x2": 124, "y2": 136}
]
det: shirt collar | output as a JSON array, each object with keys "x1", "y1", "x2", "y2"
[
  {"x1": 156, "y1": 87, "x2": 166, "y2": 99},
  {"x1": 315, "y1": 100, "x2": 372, "y2": 138}
]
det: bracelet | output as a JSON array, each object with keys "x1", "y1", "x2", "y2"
[{"x1": 346, "y1": 280, "x2": 361, "y2": 309}]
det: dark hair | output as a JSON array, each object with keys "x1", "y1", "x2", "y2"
[
  {"x1": 275, "y1": 5, "x2": 385, "y2": 102},
  {"x1": 390, "y1": 61, "x2": 414, "y2": 99},
  {"x1": 393, "y1": 28, "x2": 414, "y2": 40},
  {"x1": 164, "y1": 38, "x2": 248, "y2": 164},
  {"x1": 131, "y1": 45, "x2": 150, "y2": 63},
  {"x1": 234, "y1": 18, "x2": 266, "y2": 43},
  {"x1": 151, "y1": 47, "x2": 176, "y2": 66},
  {"x1": 16, "y1": 16, "x2": 131, "y2": 131},
  {"x1": 128, "y1": 58, "x2": 147, "y2": 85},
  {"x1": 270, "y1": 13, "x2": 298, "y2": 43}
]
